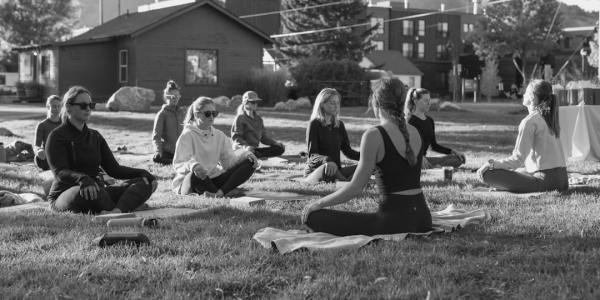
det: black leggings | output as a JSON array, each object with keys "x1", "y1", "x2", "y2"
[
  {"x1": 306, "y1": 193, "x2": 432, "y2": 236},
  {"x1": 482, "y1": 167, "x2": 568, "y2": 193},
  {"x1": 251, "y1": 144, "x2": 285, "y2": 159},
  {"x1": 50, "y1": 177, "x2": 153, "y2": 214},
  {"x1": 180, "y1": 159, "x2": 255, "y2": 195}
]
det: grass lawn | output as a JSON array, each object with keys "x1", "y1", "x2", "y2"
[{"x1": 2, "y1": 102, "x2": 600, "y2": 299}]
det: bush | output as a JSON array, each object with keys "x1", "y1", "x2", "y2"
[
  {"x1": 289, "y1": 58, "x2": 370, "y2": 106},
  {"x1": 239, "y1": 68, "x2": 289, "y2": 107},
  {"x1": 15, "y1": 81, "x2": 44, "y2": 102}
]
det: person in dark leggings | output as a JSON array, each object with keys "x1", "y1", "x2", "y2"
[
  {"x1": 302, "y1": 78, "x2": 432, "y2": 236},
  {"x1": 152, "y1": 80, "x2": 185, "y2": 165},
  {"x1": 34, "y1": 95, "x2": 62, "y2": 170},
  {"x1": 231, "y1": 91, "x2": 285, "y2": 159},
  {"x1": 172, "y1": 97, "x2": 259, "y2": 197},
  {"x1": 477, "y1": 80, "x2": 568, "y2": 193},
  {"x1": 304, "y1": 88, "x2": 360, "y2": 183},
  {"x1": 46, "y1": 86, "x2": 157, "y2": 214},
  {"x1": 405, "y1": 88, "x2": 465, "y2": 168}
]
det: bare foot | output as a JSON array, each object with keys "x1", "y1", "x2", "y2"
[{"x1": 203, "y1": 190, "x2": 224, "y2": 198}]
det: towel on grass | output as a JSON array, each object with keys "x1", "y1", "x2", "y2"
[{"x1": 253, "y1": 204, "x2": 489, "y2": 254}]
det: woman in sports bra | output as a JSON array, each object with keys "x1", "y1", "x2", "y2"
[{"x1": 301, "y1": 78, "x2": 432, "y2": 236}]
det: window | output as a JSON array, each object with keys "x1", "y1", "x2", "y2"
[
  {"x1": 408, "y1": 76, "x2": 415, "y2": 87},
  {"x1": 41, "y1": 55, "x2": 50, "y2": 76},
  {"x1": 417, "y1": 43, "x2": 425, "y2": 58},
  {"x1": 403, "y1": 20, "x2": 414, "y2": 36},
  {"x1": 372, "y1": 40, "x2": 384, "y2": 51},
  {"x1": 402, "y1": 43, "x2": 414, "y2": 57},
  {"x1": 185, "y1": 49, "x2": 218, "y2": 85},
  {"x1": 371, "y1": 17, "x2": 384, "y2": 35},
  {"x1": 463, "y1": 23, "x2": 474, "y2": 32},
  {"x1": 119, "y1": 50, "x2": 128, "y2": 83},
  {"x1": 437, "y1": 22, "x2": 448, "y2": 38},
  {"x1": 418, "y1": 20, "x2": 425, "y2": 36},
  {"x1": 436, "y1": 45, "x2": 448, "y2": 59}
]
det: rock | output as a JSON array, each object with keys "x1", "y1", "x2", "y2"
[
  {"x1": 106, "y1": 87, "x2": 155, "y2": 112},
  {"x1": 212, "y1": 96, "x2": 230, "y2": 108},
  {"x1": 295, "y1": 97, "x2": 312, "y2": 109},
  {"x1": 273, "y1": 97, "x2": 313, "y2": 111},
  {"x1": 0, "y1": 127, "x2": 18, "y2": 137},
  {"x1": 439, "y1": 101, "x2": 464, "y2": 112},
  {"x1": 229, "y1": 95, "x2": 243, "y2": 109},
  {"x1": 429, "y1": 98, "x2": 441, "y2": 111}
]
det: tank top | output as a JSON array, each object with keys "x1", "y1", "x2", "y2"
[{"x1": 375, "y1": 126, "x2": 422, "y2": 195}]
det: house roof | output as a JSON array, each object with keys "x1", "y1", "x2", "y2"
[
  {"x1": 362, "y1": 50, "x2": 423, "y2": 76},
  {"x1": 62, "y1": 0, "x2": 273, "y2": 46}
]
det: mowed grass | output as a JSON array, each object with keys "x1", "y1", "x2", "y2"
[{"x1": 2, "y1": 102, "x2": 600, "y2": 299}]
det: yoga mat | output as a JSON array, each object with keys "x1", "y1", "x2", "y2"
[
  {"x1": 259, "y1": 157, "x2": 289, "y2": 167},
  {"x1": 243, "y1": 190, "x2": 315, "y2": 201},
  {"x1": 0, "y1": 202, "x2": 49, "y2": 214},
  {"x1": 134, "y1": 207, "x2": 208, "y2": 219},
  {"x1": 467, "y1": 187, "x2": 545, "y2": 199}
]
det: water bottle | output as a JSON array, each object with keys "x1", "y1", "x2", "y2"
[{"x1": 0, "y1": 142, "x2": 6, "y2": 163}]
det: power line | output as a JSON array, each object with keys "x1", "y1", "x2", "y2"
[
  {"x1": 544, "y1": 1, "x2": 561, "y2": 41},
  {"x1": 239, "y1": 0, "x2": 350, "y2": 19},
  {"x1": 270, "y1": 0, "x2": 511, "y2": 39}
]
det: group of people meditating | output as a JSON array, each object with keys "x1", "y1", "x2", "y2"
[{"x1": 33, "y1": 77, "x2": 567, "y2": 236}]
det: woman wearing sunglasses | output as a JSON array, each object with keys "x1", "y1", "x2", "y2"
[
  {"x1": 172, "y1": 97, "x2": 259, "y2": 197},
  {"x1": 45, "y1": 86, "x2": 157, "y2": 214},
  {"x1": 152, "y1": 80, "x2": 185, "y2": 165}
]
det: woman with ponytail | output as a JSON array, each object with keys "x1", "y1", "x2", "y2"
[
  {"x1": 405, "y1": 88, "x2": 465, "y2": 168},
  {"x1": 172, "y1": 97, "x2": 259, "y2": 197},
  {"x1": 477, "y1": 80, "x2": 568, "y2": 193},
  {"x1": 152, "y1": 80, "x2": 185, "y2": 165},
  {"x1": 301, "y1": 78, "x2": 432, "y2": 236}
]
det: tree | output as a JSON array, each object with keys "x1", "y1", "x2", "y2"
[
  {"x1": 278, "y1": 0, "x2": 377, "y2": 63},
  {"x1": 480, "y1": 57, "x2": 502, "y2": 101},
  {"x1": 587, "y1": 24, "x2": 598, "y2": 69},
  {"x1": 0, "y1": 0, "x2": 77, "y2": 71},
  {"x1": 468, "y1": 0, "x2": 562, "y2": 84}
]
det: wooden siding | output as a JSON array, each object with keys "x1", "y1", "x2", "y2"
[
  {"x1": 134, "y1": 5, "x2": 265, "y2": 105},
  {"x1": 58, "y1": 42, "x2": 118, "y2": 101}
]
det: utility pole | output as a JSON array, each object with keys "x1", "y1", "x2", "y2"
[{"x1": 99, "y1": 0, "x2": 103, "y2": 24}]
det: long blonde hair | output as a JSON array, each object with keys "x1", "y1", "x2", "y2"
[
  {"x1": 183, "y1": 96, "x2": 214, "y2": 125},
  {"x1": 310, "y1": 88, "x2": 340, "y2": 127}
]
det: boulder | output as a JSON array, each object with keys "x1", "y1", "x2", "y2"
[
  {"x1": 294, "y1": 97, "x2": 312, "y2": 109},
  {"x1": 429, "y1": 98, "x2": 441, "y2": 111},
  {"x1": 229, "y1": 95, "x2": 243, "y2": 109},
  {"x1": 273, "y1": 98, "x2": 312, "y2": 111},
  {"x1": 439, "y1": 101, "x2": 464, "y2": 112},
  {"x1": 106, "y1": 86, "x2": 155, "y2": 112},
  {"x1": 213, "y1": 96, "x2": 230, "y2": 108}
]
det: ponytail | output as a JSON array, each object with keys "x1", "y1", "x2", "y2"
[
  {"x1": 394, "y1": 111, "x2": 417, "y2": 166},
  {"x1": 530, "y1": 80, "x2": 559, "y2": 138}
]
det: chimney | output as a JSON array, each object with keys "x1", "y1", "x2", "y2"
[
  {"x1": 440, "y1": 3, "x2": 445, "y2": 11},
  {"x1": 404, "y1": 0, "x2": 408, "y2": 9},
  {"x1": 99, "y1": 0, "x2": 103, "y2": 24},
  {"x1": 473, "y1": 0, "x2": 478, "y2": 14}
]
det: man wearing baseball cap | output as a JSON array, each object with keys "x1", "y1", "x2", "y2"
[{"x1": 231, "y1": 91, "x2": 285, "y2": 158}]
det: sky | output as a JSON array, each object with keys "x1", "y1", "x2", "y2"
[{"x1": 558, "y1": 0, "x2": 600, "y2": 12}]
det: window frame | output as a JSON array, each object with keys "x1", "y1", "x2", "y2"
[
  {"x1": 118, "y1": 49, "x2": 128, "y2": 83},
  {"x1": 402, "y1": 20, "x2": 414, "y2": 36}
]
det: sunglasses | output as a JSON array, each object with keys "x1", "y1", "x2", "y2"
[
  {"x1": 198, "y1": 110, "x2": 219, "y2": 118},
  {"x1": 69, "y1": 102, "x2": 96, "y2": 110}
]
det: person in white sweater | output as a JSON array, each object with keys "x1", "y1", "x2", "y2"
[
  {"x1": 172, "y1": 97, "x2": 258, "y2": 197},
  {"x1": 477, "y1": 80, "x2": 568, "y2": 193}
]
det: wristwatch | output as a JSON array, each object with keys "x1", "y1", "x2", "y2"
[{"x1": 488, "y1": 159, "x2": 495, "y2": 170}]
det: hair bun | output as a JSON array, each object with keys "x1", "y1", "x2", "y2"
[{"x1": 166, "y1": 80, "x2": 179, "y2": 91}]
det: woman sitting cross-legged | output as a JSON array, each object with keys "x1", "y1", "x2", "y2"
[
  {"x1": 33, "y1": 95, "x2": 62, "y2": 170},
  {"x1": 152, "y1": 80, "x2": 185, "y2": 165},
  {"x1": 304, "y1": 88, "x2": 360, "y2": 183},
  {"x1": 172, "y1": 97, "x2": 259, "y2": 197},
  {"x1": 302, "y1": 78, "x2": 432, "y2": 236},
  {"x1": 477, "y1": 79, "x2": 568, "y2": 193},
  {"x1": 46, "y1": 86, "x2": 157, "y2": 214},
  {"x1": 405, "y1": 88, "x2": 465, "y2": 168},
  {"x1": 231, "y1": 90, "x2": 285, "y2": 159}
]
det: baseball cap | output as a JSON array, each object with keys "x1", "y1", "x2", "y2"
[{"x1": 242, "y1": 91, "x2": 262, "y2": 103}]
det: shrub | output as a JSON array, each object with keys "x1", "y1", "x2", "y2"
[
  {"x1": 480, "y1": 57, "x2": 502, "y2": 101},
  {"x1": 289, "y1": 58, "x2": 370, "y2": 106},
  {"x1": 239, "y1": 68, "x2": 289, "y2": 107}
]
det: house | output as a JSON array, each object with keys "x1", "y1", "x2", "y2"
[
  {"x1": 14, "y1": 0, "x2": 273, "y2": 103},
  {"x1": 360, "y1": 50, "x2": 423, "y2": 88}
]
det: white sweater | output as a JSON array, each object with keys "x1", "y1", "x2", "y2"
[
  {"x1": 172, "y1": 125, "x2": 247, "y2": 193},
  {"x1": 494, "y1": 111, "x2": 566, "y2": 173}
]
